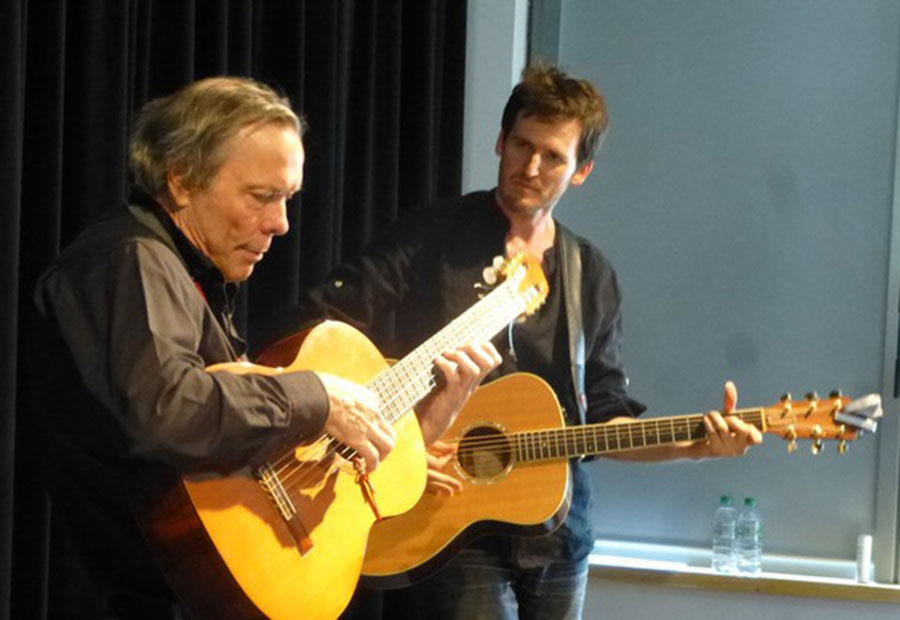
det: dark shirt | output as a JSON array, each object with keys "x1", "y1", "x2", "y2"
[
  {"x1": 29, "y1": 197, "x2": 330, "y2": 610},
  {"x1": 284, "y1": 190, "x2": 646, "y2": 563}
]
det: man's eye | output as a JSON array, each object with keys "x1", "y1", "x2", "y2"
[{"x1": 547, "y1": 152, "x2": 566, "y2": 164}]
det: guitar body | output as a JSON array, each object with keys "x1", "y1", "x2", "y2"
[
  {"x1": 140, "y1": 321, "x2": 427, "y2": 619},
  {"x1": 361, "y1": 373, "x2": 569, "y2": 588}
]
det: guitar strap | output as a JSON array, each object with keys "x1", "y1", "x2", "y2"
[{"x1": 557, "y1": 224, "x2": 588, "y2": 425}]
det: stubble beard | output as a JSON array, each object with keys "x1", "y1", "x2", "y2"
[{"x1": 497, "y1": 180, "x2": 546, "y2": 217}]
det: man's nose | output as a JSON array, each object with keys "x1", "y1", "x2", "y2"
[
  {"x1": 263, "y1": 199, "x2": 290, "y2": 236},
  {"x1": 524, "y1": 153, "x2": 541, "y2": 177}
]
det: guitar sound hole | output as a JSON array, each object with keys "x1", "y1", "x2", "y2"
[{"x1": 457, "y1": 425, "x2": 511, "y2": 481}]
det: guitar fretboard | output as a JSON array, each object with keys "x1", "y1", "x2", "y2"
[
  {"x1": 513, "y1": 410, "x2": 766, "y2": 462},
  {"x1": 367, "y1": 272, "x2": 538, "y2": 424}
]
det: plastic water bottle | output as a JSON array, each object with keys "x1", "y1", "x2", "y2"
[
  {"x1": 735, "y1": 497, "x2": 762, "y2": 575},
  {"x1": 711, "y1": 495, "x2": 737, "y2": 574}
]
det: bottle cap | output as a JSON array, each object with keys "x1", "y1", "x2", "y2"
[
  {"x1": 720, "y1": 495, "x2": 733, "y2": 506},
  {"x1": 744, "y1": 497, "x2": 757, "y2": 507}
]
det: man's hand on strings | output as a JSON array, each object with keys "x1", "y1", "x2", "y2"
[
  {"x1": 698, "y1": 380, "x2": 764, "y2": 458},
  {"x1": 316, "y1": 372, "x2": 395, "y2": 472},
  {"x1": 416, "y1": 342, "x2": 502, "y2": 445}
]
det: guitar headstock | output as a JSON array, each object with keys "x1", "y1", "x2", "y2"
[
  {"x1": 761, "y1": 391, "x2": 883, "y2": 454},
  {"x1": 488, "y1": 253, "x2": 549, "y2": 317}
]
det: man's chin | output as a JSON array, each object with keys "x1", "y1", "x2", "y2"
[
  {"x1": 505, "y1": 200, "x2": 543, "y2": 216},
  {"x1": 224, "y1": 265, "x2": 254, "y2": 283},
  {"x1": 497, "y1": 189, "x2": 546, "y2": 216}
]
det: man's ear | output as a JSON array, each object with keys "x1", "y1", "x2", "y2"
[
  {"x1": 166, "y1": 169, "x2": 191, "y2": 210},
  {"x1": 494, "y1": 130, "x2": 505, "y2": 156},
  {"x1": 569, "y1": 160, "x2": 594, "y2": 187}
]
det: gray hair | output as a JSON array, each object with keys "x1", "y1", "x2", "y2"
[{"x1": 129, "y1": 76, "x2": 305, "y2": 206}]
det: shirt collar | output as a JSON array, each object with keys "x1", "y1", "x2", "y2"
[{"x1": 127, "y1": 189, "x2": 240, "y2": 310}]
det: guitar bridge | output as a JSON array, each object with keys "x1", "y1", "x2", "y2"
[{"x1": 257, "y1": 462, "x2": 314, "y2": 555}]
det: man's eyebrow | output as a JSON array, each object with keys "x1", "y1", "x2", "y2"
[{"x1": 247, "y1": 185, "x2": 295, "y2": 196}]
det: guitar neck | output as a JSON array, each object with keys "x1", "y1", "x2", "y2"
[
  {"x1": 514, "y1": 409, "x2": 766, "y2": 462},
  {"x1": 368, "y1": 278, "x2": 527, "y2": 424}
]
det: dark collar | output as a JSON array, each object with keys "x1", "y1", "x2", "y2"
[{"x1": 126, "y1": 189, "x2": 240, "y2": 312}]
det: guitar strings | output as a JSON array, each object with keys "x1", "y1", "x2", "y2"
[
  {"x1": 270, "y1": 406, "x2": 766, "y2": 504},
  {"x1": 272, "y1": 368, "x2": 443, "y2": 490},
  {"x1": 267, "y1": 296, "x2": 498, "y2": 486},
  {"x1": 273, "y1": 391, "x2": 768, "y2": 493},
  {"x1": 438, "y1": 410, "x2": 766, "y2": 459},
  {"x1": 267, "y1": 351, "x2": 441, "y2": 489},
  {"x1": 271, "y1": 280, "x2": 520, "y2": 490},
  {"x1": 266, "y1": 278, "x2": 528, "y2": 494},
  {"x1": 268, "y1": 349, "x2": 446, "y2": 489},
  {"x1": 270, "y1": 308, "x2": 500, "y2": 491},
  {"x1": 269, "y1": 321, "x2": 769, "y2": 494}
]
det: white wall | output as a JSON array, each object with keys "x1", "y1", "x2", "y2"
[
  {"x1": 461, "y1": 0, "x2": 528, "y2": 193},
  {"x1": 555, "y1": 0, "x2": 896, "y2": 563}
]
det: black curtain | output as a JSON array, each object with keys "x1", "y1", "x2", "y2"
[{"x1": 2, "y1": 1, "x2": 467, "y2": 617}]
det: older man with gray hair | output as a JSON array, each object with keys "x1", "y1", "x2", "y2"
[{"x1": 29, "y1": 76, "x2": 499, "y2": 619}]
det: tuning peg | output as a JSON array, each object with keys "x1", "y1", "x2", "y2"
[
  {"x1": 781, "y1": 393, "x2": 793, "y2": 416},
  {"x1": 481, "y1": 267, "x2": 498, "y2": 286},
  {"x1": 804, "y1": 392, "x2": 819, "y2": 416},
  {"x1": 809, "y1": 426, "x2": 824, "y2": 454},
  {"x1": 838, "y1": 440, "x2": 849, "y2": 455},
  {"x1": 786, "y1": 427, "x2": 797, "y2": 453},
  {"x1": 829, "y1": 389, "x2": 843, "y2": 399}
]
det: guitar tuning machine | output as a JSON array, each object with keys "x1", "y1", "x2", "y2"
[
  {"x1": 480, "y1": 268, "x2": 498, "y2": 287},
  {"x1": 786, "y1": 426, "x2": 797, "y2": 453},
  {"x1": 477, "y1": 255, "x2": 508, "y2": 292},
  {"x1": 805, "y1": 391, "x2": 818, "y2": 416},
  {"x1": 780, "y1": 393, "x2": 793, "y2": 416},
  {"x1": 836, "y1": 424, "x2": 849, "y2": 455},
  {"x1": 810, "y1": 425, "x2": 824, "y2": 455},
  {"x1": 828, "y1": 390, "x2": 845, "y2": 417}
]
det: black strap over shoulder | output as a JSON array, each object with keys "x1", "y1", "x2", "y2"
[{"x1": 557, "y1": 224, "x2": 587, "y2": 425}]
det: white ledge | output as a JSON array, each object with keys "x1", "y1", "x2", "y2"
[{"x1": 588, "y1": 540, "x2": 900, "y2": 604}]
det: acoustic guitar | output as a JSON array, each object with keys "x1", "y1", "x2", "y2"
[
  {"x1": 137, "y1": 255, "x2": 548, "y2": 620},
  {"x1": 360, "y1": 372, "x2": 883, "y2": 588}
]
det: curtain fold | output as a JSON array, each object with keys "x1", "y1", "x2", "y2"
[
  {"x1": 4, "y1": 1, "x2": 467, "y2": 617},
  {"x1": 1, "y1": 1, "x2": 26, "y2": 618}
]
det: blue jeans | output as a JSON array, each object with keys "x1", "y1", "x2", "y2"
[{"x1": 394, "y1": 544, "x2": 589, "y2": 620}]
